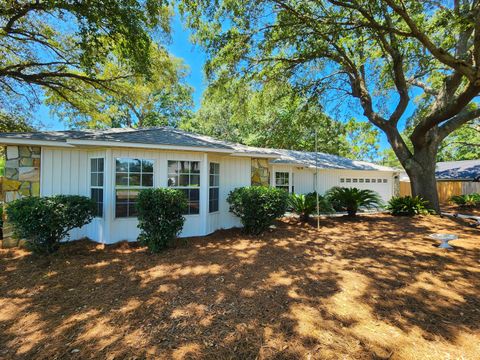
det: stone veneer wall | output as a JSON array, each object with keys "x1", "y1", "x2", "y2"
[
  {"x1": 251, "y1": 158, "x2": 270, "y2": 186},
  {"x1": 2, "y1": 146, "x2": 41, "y2": 247}
]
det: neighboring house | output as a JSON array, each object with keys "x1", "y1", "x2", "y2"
[
  {"x1": 0, "y1": 127, "x2": 397, "y2": 244},
  {"x1": 399, "y1": 160, "x2": 480, "y2": 182}
]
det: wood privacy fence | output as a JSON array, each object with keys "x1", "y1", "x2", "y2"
[{"x1": 399, "y1": 181, "x2": 480, "y2": 203}]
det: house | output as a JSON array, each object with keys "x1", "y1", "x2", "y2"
[
  {"x1": 0, "y1": 127, "x2": 397, "y2": 244},
  {"x1": 399, "y1": 160, "x2": 480, "y2": 182}
]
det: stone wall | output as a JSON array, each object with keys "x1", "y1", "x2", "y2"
[
  {"x1": 2, "y1": 146, "x2": 41, "y2": 247},
  {"x1": 251, "y1": 158, "x2": 270, "y2": 186}
]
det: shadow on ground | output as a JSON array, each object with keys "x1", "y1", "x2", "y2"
[{"x1": 0, "y1": 214, "x2": 479, "y2": 359}]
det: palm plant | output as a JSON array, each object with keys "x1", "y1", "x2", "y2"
[
  {"x1": 450, "y1": 193, "x2": 480, "y2": 208},
  {"x1": 289, "y1": 193, "x2": 333, "y2": 222},
  {"x1": 326, "y1": 187, "x2": 383, "y2": 217}
]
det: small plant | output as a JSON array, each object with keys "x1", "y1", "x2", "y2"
[
  {"x1": 136, "y1": 188, "x2": 187, "y2": 253},
  {"x1": 227, "y1": 186, "x2": 289, "y2": 234},
  {"x1": 325, "y1": 187, "x2": 382, "y2": 217},
  {"x1": 6, "y1": 195, "x2": 95, "y2": 254},
  {"x1": 289, "y1": 192, "x2": 333, "y2": 221},
  {"x1": 386, "y1": 195, "x2": 435, "y2": 216},
  {"x1": 450, "y1": 193, "x2": 480, "y2": 208}
]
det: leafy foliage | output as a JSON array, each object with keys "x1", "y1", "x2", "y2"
[
  {"x1": 289, "y1": 192, "x2": 333, "y2": 222},
  {"x1": 180, "y1": 0, "x2": 480, "y2": 211},
  {"x1": 227, "y1": 186, "x2": 288, "y2": 234},
  {"x1": 6, "y1": 196, "x2": 95, "y2": 254},
  {"x1": 1, "y1": 0, "x2": 172, "y2": 118},
  {"x1": 386, "y1": 196, "x2": 435, "y2": 216},
  {"x1": 136, "y1": 188, "x2": 187, "y2": 253},
  {"x1": 450, "y1": 193, "x2": 480, "y2": 208},
  {"x1": 45, "y1": 44, "x2": 193, "y2": 129},
  {"x1": 326, "y1": 187, "x2": 383, "y2": 217}
]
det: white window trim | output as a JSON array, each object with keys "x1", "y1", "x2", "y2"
[{"x1": 89, "y1": 157, "x2": 105, "y2": 218}]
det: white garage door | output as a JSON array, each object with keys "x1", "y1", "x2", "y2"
[{"x1": 338, "y1": 175, "x2": 392, "y2": 201}]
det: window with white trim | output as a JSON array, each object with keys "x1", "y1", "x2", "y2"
[
  {"x1": 209, "y1": 163, "x2": 220, "y2": 213},
  {"x1": 275, "y1": 172, "x2": 289, "y2": 192},
  {"x1": 168, "y1": 160, "x2": 200, "y2": 215},
  {"x1": 90, "y1": 158, "x2": 104, "y2": 217},
  {"x1": 115, "y1": 158, "x2": 154, "y2": 217}
]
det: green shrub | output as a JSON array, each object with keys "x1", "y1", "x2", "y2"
[
  {"x1": 227, "y1": 186, "x2": 289, "y2": 234},
  {"x1": 386, "y1": 195, "x2": 435, "y2": 216},
  {"x1": 325, "y1": 187, "x2": 383, "y2": 217},
  {"x1": 136, "y1": 188, "x2": 187, "y2": 253},
  {"x1": 6, "y1": 195, "x2": 95, "y2": 254},
  {"x1": 450, "y1": 193, "x2": 480, "y2": 207},
  {"x1": 289, "y1": 192, "x2": 333, "y2": 221}
]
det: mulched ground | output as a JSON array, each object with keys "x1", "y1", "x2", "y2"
[
  {"x1": 0, "y1": 214, "x2": 479, "y2": 360},
  {"x1": 442, "y1": 203, "x2": 480, "y2": 217}
]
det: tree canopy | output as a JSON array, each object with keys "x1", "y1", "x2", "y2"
[
  {"x1": 180, "y1": 0, "x2": 480, "y2": 210},
  {"x1": 0, "y1": 0, "x2": 172, "y2": 117},
  {"x1": 181, "y1": 79, "x2": 381, "y2": 160}
]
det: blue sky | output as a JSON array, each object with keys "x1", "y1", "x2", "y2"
[{"x1": 38, "y1": 14, "x2": 402, "y2": 150}]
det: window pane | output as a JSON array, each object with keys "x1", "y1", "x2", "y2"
[
  {"x1": 91, "y1": 173, "x2": 98, "y2": 187},
  {"x1": 97, "y1": 158, "x2": 104, "y2": 172},
  {"x1": 91, "y1": 158, "x2": 98, "y2": 172},
  {"x1": 189, "y1": 189, "x2": 200, "y2": 201},
  {"x1": 116, "y1": 172, "x2": 129, "y2": 186},
  {"x1": 179, "y1": 161, "x2": 189, "y2": 173},
  {"x1": 189, "y1": 202, "x2": 200, "y2": 214},
  {"x1": 179, "y1": 174, "x2": 190, "y2": 186},
  {"x1": 191, "y1": 161, "x2": 200, "y2": 174},
  {"x1": 168, "y1": 161, "x2": 178, "y2": 174},
  {"x1": 142, "y1": 160, "x2": 154, "y2": 173},
  {"x1": 116, "y1": 159, "x2": 129, "y2": 172},
  {"x1": 129, "y1": 159, "x2": 141, "y2": 173},
  {"x1": 142, "y1": 173, "x2": 153, "y2": 187},
  {"x1": 129, "y1": 173, "x2": 141, "y2": 186},
  {"x1": 168, "y1": 176, "x2": 178, "y2": 187},
  {"x1": 116, "y1": 203, "x2": 128, "y2": 218},
  {"x1": 116, "y1": 189, "x2": 129, "y2": 202},
  {"x1": 190, "y1": 175, "x2": 200, "y2": 187}
]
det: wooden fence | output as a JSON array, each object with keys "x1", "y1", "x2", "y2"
[{"x1": 400, "y1": 181, "x2": 480, "y2": 203}]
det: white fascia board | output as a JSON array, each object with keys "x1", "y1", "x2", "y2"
[
  {"x1": 231, "y1": 152, "x2": 280, "y2": 159},
  {"x1": 66, "y1": 139, "x2": 234, "y2": 153},
  {"x1": 0, "y1": 138, "x2": 74, "y2": 147}
]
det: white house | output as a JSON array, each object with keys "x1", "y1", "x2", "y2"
[{"x1": 0, "y1": 127, "x2": 397, "y2": 244}]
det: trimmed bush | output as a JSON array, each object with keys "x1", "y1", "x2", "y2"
[
  {"x1": 136, "y1": 188, "x2": 187, "y2": 253},
  {"x1": 6, "y1": 195, "x2": 95, "y2": 254},
  {"x1": 289, "y1": 192, "x2": 333, "y2": 221},
  {"x1": 450, "y1": 193, "x2": 480, "y2": 208},
  {"x1": 326, "y1": 187, "x2": 383, "y2": 217},
  {"x1": 386, "y1": 195, "x2": 435, "y2": 216},
  {"x1": 227, "y1": 186, "x2": 289, "y2": 234}
]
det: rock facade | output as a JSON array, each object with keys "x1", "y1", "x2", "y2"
[
  {"x1": 2, "y1": 146, "x2": 41, "y2": 247},
  {"x1": 251, "y1": 158, "x2": 270, "y2": 186}
]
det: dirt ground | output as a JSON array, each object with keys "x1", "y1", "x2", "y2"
[{"x1": 0, "y1": 214, "x2": 479, "y2": 360}]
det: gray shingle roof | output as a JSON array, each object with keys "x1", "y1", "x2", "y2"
[
  {"x1": 0, "y1": 127, "x2": 395, "y2": 171},
  {"x1": 435, "y1": 160, "x2": 480, "y2": 181}
]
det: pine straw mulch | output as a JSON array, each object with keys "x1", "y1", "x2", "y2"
[
  {"x1": 0, "y1": 214, "x2": 479, "y2": 360},
  {"x1": 441, "y1": 203, "x2": 480, "y2": 218}
]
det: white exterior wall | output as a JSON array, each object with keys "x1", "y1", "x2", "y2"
[{"x1": 41, "y1": 147, "x2": 251, "y2": 244}]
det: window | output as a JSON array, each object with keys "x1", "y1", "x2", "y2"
[
  {"x1": 377, "y1": 178, "x2": 382, "y2": 183},
  {"x1": 275, "y1": 172, "x2": 289, "y2": 191},
  {"x1": 372, "y1": 179, "x2": 376, "y2": 183},
  {"x1": 168, "y1": 161, "x2": 200, "y2": 214},
  {"x1": 340, "y1": 178, "x2": 345, "y2": 183},
  {"x1": 346, "y1": 178, "x2": 351, "y2": 183},
  {"x1": 353, "y1": 178, "x2": 358, "y2": 183},
  {"x1": 383, "y1": 179, "x2": 388, "y2": 183},
  {"x1": 365, "y1": 178, "x2": 371, "y2": 183},
  {"x1": 90, "y1": 158, "x2": 104, "y2": 217},
  {"x1": 115, "y1": 158, "x2": 154, "y2": 217},
  {"x1": 209, "y1": 163, "x2": 220, "y2": 213},
  {"x1": 359, "y1": 178, "x2": 364, "y2": 183}
]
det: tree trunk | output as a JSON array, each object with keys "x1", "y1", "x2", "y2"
[{"x1": 403, "y1": 146, "x2": 440, "y2": 213}]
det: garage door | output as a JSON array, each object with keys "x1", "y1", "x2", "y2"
[{"x1": 338, "y1": 176, "x2": 392, "y2": 201}]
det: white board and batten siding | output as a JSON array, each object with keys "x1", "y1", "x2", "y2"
[{"x1": 40, "y1": 147, "x2": 252, "y2": 244}]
